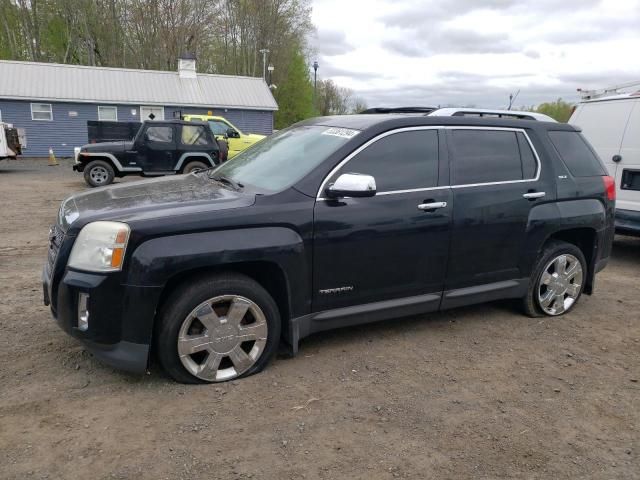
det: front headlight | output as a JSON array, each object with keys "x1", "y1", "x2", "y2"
[{"x1": 68, "y1": 221, "x2": 130, "y2": 272}]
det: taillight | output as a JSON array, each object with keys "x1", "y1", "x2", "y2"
[{"x1": 603, "y1": 175, "x2": 616, "y2": 201}]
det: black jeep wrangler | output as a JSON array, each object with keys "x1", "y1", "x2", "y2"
[
  {"x1": 44, "y1": 114, "x2": 615, "y2": 384},
  {"x1": 74, "y1": 120, "x2": 220, "y2": 187}
]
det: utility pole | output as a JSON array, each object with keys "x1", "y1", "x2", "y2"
[
  {"x1": 259, "y1": 49, "x2": 270, "y2": 80},
  {"x1": 267, "y1": 64, "x2": 275, "y2": 89},
  {"x1": 313, "y1": 61, "x2": 319, "y2": 107}
]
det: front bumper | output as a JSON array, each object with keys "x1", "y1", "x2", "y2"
[
  {"x1": 615, "y1": 209, "x2": 640, "y2": 237},
  {"x1": 43, "y1": 263, "x2": 162, "y2": 374},
  {"x1": 72, "y1": 163, "x2": 85, "y2": 172}
]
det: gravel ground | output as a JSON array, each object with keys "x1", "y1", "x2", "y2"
[{"x1": 1, "y1": 158, "x2": 639, "y2": 480}]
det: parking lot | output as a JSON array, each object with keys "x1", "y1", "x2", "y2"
[{"x1": 1, "y1": 158, "x2": 639, "y2": 479}]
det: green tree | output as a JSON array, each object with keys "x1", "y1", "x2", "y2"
[
  {"x1": 273, "y1": 45, "x2": 314, "y2": 129},
  {"x1": 534, "y1": 98, "x2": 574, "y2": 123}
]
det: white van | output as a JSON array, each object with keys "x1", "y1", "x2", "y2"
[{"x1": 569, "y1": 92, "x2": 640, "y2": 236}]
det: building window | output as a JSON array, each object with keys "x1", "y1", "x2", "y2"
[
  {"x1": 140, "y1": 106, "x2": 164, "y2": 121},
  {"x1": 98, "y1": 106, "x2": 118, "y2": 121},
  {"x1": 31, "y1": 103, "x2": 53, "y2": 121}
]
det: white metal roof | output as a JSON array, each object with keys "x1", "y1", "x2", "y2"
[
  {"x1": 0, "y1": 60, "x2": 278, "y2": 111},
  {"x1": 429, "y1": 107, "x2": 557, "y2": 122}
]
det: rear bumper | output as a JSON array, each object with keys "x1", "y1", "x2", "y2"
[
  {"x1": 615, "y1": 209, "x2": 640, "y2": 236},
  {"x1": 43, "y1": 264, "x2": 162, "y2": 374}
]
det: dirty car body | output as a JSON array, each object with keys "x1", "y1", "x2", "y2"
[{"x1": 44, "y1": 114, "x2": 615, "y2": 381}]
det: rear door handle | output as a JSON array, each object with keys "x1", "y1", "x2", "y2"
[
  {"x1": 417, "y1": 201, "x2": 447, "y2": 211},
  {"x1": 523, "y1": 192, "x2": 546, "y2": 199}
]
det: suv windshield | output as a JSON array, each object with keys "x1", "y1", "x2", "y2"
[{"x1": 209, "y1": 125, "x2": 358, "y2": 192}]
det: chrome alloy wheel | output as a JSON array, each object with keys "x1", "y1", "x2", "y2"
[
  {"x1": 537, "y1": 254, "x2": 583, "y2": 316},
  {"x1": 89, "y1": 166, "x2": 109, "y2": 184},
  {"x1": 177, "y1": 295, "x2": 268, "y2": 382}
]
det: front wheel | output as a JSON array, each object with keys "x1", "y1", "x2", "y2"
[
  {"x1": 155, "y1": 273, "x2": 281, "y2": 383},
  {"x1": 83, "y1": 160, "x2": 115, "y2": 187},
  {"x1": 523, "y1": 240, "x2": 586, "y2": 317}
]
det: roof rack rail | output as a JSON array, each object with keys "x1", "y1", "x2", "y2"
[
  {"x1": 577, "y1": 80, "x2": 640, "y2": 100},
  {"x1": 359, "y1": 106, "x2": 437, "y2": 115}
]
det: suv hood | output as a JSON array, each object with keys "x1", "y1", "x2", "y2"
[
  {"x1": 58, "y1": 173, "x2": 255, "y2": 232},
  {"x1": 82, "y1": 140, "x2": 133, "y2": 153}
]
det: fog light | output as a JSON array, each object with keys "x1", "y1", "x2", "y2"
[{"x1": 78, "y1": 293, "x2": 89, "y2": 331}]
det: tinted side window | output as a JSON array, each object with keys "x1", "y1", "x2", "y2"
[
  {"x1": 146, "y1": 126, "x2": 173, "y2": 143},
  {"x1": 548, "y1": 131, "x2": 606, "y2": 177},
  {"x1": 450, "y1": 130, "x2": 522, "y2": 185},
  {"x1": 181, "y1": 125, "x2": 210, "y2": 145},
  {"x1": 335, "y1": 130, "x2": 439, "y2": 191},
  {"x1": 517, "y1": 132, "x2": 537, "y2": 179}
]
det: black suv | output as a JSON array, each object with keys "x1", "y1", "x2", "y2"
[
  {"x1": 74, "y1": 120, "x2": 220, "y2": 187},
  {"x1": 44, "y1": 115, "x2": 615, "y2": 383}
]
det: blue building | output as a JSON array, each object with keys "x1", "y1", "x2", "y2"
[{"x1": 0, "y1": 58, "x2": 278, "y2": 157}]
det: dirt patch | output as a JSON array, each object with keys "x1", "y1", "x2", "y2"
[{"x1": 1, "y1": 158, "x2": 639, "y2": 479}]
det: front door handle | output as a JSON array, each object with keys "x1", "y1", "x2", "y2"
[
  {"x1": 523, "y1": 192, "x2": 546, "y2": 200},
  {"x1": 417, "y1": 201, "x2": 447, "y2": 211}
]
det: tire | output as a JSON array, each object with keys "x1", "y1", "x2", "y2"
[
  {"x1": 182, "y1": 160, "x2": 209, "y2": 174},
  {"x1": 217, "y1": 139, "x2": 229, "y2": 163},
  {"x1": 155, "y1": 273, "x2": 281, "y2": 384},
  {"x1": 83, "y1": 160, "x2": 115, "y2": 187},
  {"x1": 523, "y1": 240, "x2": 587, "y2": 317}
]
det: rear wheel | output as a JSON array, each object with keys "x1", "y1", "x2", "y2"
[
  {"x1": 523, "y1": 240, "x2": 586, "y2": 317},
  {"x1": 155, "y1": 273, "x2": 281, "y2": 383},
  {"x1": 83, "y1": 160, "x2": 115, "y2": 187},
  {"x1": 182, "y1": 160, "x2": 208, "y2": 174}
]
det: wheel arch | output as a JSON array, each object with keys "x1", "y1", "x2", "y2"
[
  {"x1": 525, "y1": 199, "x2": 606, "y2": 294},
  {"x1": 126, "y1": 227, "x2": 309, "y2": 352},
  {"x1": 150, "y1": 261, "x2": 293, "y2": 359},
  {"x1": 176, "y1": 153, "x2": 217, "y2": 172},
  {"x1": 82, "y1": 152, "x2": 134, "y2": 177},
  {"x1": 542, "y1": 227, "x2": 598, "y2": 294}
]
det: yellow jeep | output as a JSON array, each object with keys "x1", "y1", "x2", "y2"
[{"x1": 182, "y1": 115, "x2": 265, "y2": 158}]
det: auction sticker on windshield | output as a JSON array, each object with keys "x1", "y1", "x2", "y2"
[{"x1": 322, "y1": 127, "x2": 360, "y2": 139}]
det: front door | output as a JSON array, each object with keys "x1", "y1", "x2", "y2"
[
  {"x1": 312, "y1": 128, "x2": 451, "y2": 312},
  {"x1": 443, "y1": 127, "x2": 553, "y2": 294},
  {"x1": 208, "y1": 119, "x2": 242, "y2": 158},
  {"x1": 136, "y1": 124, "x2": 176, "y2": 171}
]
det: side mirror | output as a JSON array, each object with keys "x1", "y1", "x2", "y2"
[
  {"x1": 227, "y1": 128, "x2": 240, "y2": 139},
  {"x1": 326, "y1": 173, "x2": 376, "y2": 198}
]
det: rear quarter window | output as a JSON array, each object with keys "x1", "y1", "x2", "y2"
[{"x1": 548, "y1": 130, "x2": 606, "y2": 177}]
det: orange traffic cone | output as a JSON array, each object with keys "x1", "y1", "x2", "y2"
[{"x1": 48, "y1": 147, "x2": 59, "y2": 166}]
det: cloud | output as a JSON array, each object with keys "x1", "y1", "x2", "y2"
[
  {"x1": 385, "y1": 28, "x2": 519, "y2": 57},
  {"x1": 312, "y1": 29, "x2": 354, "y2": 56},
  {"x1": 310, "y1": 0, "x2": 640, "y2": 109}
]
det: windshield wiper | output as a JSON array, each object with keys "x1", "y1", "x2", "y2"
[{"x1": 209, "y1": 173, "x2": 244, "y2": 190}]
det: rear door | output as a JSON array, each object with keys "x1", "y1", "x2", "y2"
[
  {"x1": 443, "y1": 127, "x2": 552, "y2": 302},
  {"x1": 312, "y1": 128, "x2": 451, "y2": 312},
  {"x1": 570, "y1": 100, "x2": 635, "y2": 180},
  {"x1": 179, "y1": 124, "x2": 216, "y2": 167},
  {"x1": 617, "y1": 99, "x2": 640, "y2": 212}
]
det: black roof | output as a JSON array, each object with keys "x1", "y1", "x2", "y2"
[
  {"x1": 143, "y1": 119, "x2": 207, "y2": 126},
  {"x1": 360, "y1": 106, "x2": 437, "y2": 114}
]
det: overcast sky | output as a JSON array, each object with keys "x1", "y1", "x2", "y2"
[{"x1": 310, "y1": 0, "x2": 640, "y2": 109}]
